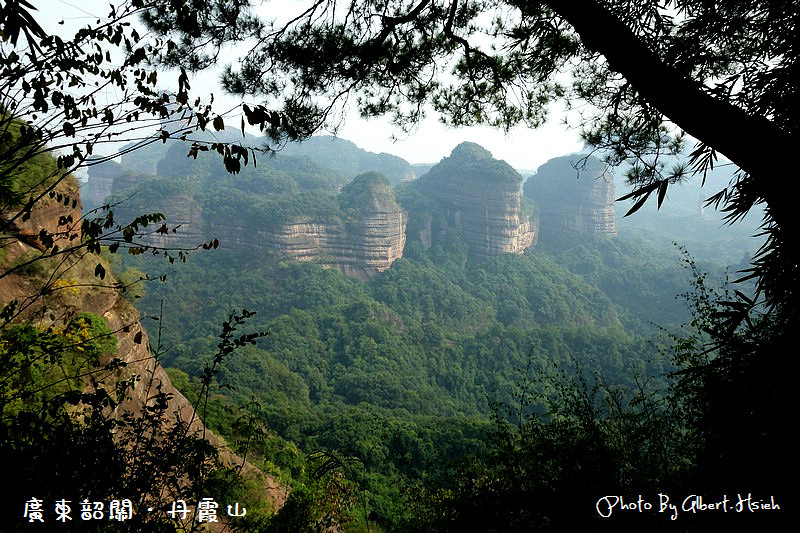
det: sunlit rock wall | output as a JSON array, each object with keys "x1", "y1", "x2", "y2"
[
  {"x1": 415, "y1": 142, "x2": 535, "y2": 259},
  {"x1": 524, "y1": 154, "x2": 617, "y2": 240}
]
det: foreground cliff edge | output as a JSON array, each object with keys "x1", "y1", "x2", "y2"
[{"x1": 0, "y1": 173, "x2": 286, "y2": 527}]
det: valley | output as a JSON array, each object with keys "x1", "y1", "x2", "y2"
[{"x1": 80, "y1": 134, "x2": 762, "y2": 529}]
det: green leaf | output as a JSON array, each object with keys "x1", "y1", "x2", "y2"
[
  {"x1": 657, "y1": 180, "x2": 668, "y2": 208},
  {"x1": 623, "y1": 191, "x2": 651, "y2": 217}
]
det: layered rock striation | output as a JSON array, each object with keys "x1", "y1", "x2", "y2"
[
  {"x1": 82, "y1": 140, "x2": 410, "y2": 279},
  {"x1": 524, "y1": 154, "x2": 617, "y2": 240},
  {"x1": 81, "y1": 138, "x2": 550, "y2": 278},
  {"x1": 261, "y1": 173, "x2": 407, "y2": 280},
  {"x1": 85, "y1": 166, "x2": 408, "y2": 279},
  {"x1": 414, "y1": 142, "x2": 535, "y2": 259}
]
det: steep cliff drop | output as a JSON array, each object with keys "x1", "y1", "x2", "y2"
[
  {"x1": 0, "y1": 176, "x2": 287, "y2": 519},
  {"x1": 414, "y1": 142, "x2": 536, "y2": 259},
  {"x1": 263, "y1": 172, "x2": 407, "y2": 280},
  {"x1": 83, "y1": 141, "x2": 409, "y2": 281},
  {"x1": 524, "y1": 154, "x2": 617, "y2": 241}
]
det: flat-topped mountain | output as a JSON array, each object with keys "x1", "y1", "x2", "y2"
[
  {"x1": 258, "y1": 172, "x2": 407, "y2": 280},
  {"x1": 85, "y1": 141, "x2": 408, "y2": 279},
  {"x1": 524, "y1": 154, "x2": 617, "y2": 240},
  {"x1": 82, "y1": 139, "x2": 549, "y2": 278},
  {"x1": 411, "y1": 142, "x2": 536, "y2": 259}
]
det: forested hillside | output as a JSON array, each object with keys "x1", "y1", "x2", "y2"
[
  {"x1": 94, "y1": 135, "x2": 764, "y2": 530},
  {"x1": 5, "y1": 0, "x2": 791, "y2": 530}
]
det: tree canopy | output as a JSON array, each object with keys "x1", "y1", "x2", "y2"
[
  {"x1": 2, "y1": 2, "x2": 793, "y2": 528},
  {"x1": 146, "y1": 0, "x2": 799, "y2": 318},
  {"x1": 144, "y1": 7, "x2": 796, "y2": 518},
  {"x1": 0, "y1": 4, "x2": 284, "y2": 529}
]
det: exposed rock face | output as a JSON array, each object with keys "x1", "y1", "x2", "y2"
[
  {"x1": 157, "y1": 192, "x2": 206, "y2": 245},
  {"x1": 134, "y1": 191, "x2": 206, "y2": 248},
  {"x1": 80, "y1": 140, "x2": 411, "y2": 279},
  {"x1": 84, "y1": 161, "x2": 407, "y2": 279},
  {"x1": 414, "y1": 142, "x2": 535, "y2": 259},
  {"x1": 0, "y1": 182, "x2": 287, "y2": 513},
  {"x1": 83, "y1": 159, "x2": 143, "y2": 213},
  {"x1": 80, "y1": 138, "x2": 549, "y2": 276},
  {"x1": 6, "y1": 176, "x2": 83, "y2": 250},
  {"x1": 87, "y1": 175, "x2": 207, "y2": 249},
  {"x1": 261, "y1": 173, "x2": 407, "y2": 280},
  {"x1": 81, "y1": 165, "x2": 114, "y2": 212},
  {"x1": 524, "y1": 154, "x2": 617, "y2": 240}
]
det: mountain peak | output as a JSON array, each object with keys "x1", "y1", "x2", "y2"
[
  {"x1": 449, "y1": 142, "x2": 493, "y2": 161},
  {"x1": 423, "y1": 142, "x2": 521, "y2": 185}
]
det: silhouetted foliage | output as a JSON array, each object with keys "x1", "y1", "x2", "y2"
[
  {"x1": 146, "y1": 0, "x2": 799, "y2": 323},
  {"x1": 0, "y1": 308, "x2": 266, "y2": 531},
  {"x1": 0, "y1": 4, "x2": 286, "y2": 529}
]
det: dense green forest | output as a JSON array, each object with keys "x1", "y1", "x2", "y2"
[
  {"x1": 2, "y1": 122, "x2": 782, "y2": 529},
  {"x1": 103, "y1": 136, "x2": 775, "y2": 530},
  {"x1": 124, "y1": 240, "x2": 681, "y2": 529},
  {"x1": 3, "y1": 1, "x2": 792, "y2": 530}
]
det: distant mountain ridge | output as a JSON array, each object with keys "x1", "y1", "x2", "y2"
[
  {"x1": 280, "y1": 135, "x2": 416, "y2": 185},
  {"x1": 81, "y1": 137, "x2": 626, "y2": 279}
]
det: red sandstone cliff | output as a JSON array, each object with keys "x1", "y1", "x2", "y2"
[
  {"x1": 414, "y1": 142, "x2": 536, "y2": 259},
  {"x1": 523, "y1": 154, "x2": 618, "y2": 240},
  {"x1": 0, "y1": 176, "x2": 287, "y2": 516}
]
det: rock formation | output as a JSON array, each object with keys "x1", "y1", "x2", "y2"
[
  {"x1": 2, "y1": 175, "x2": 82, "y2": 251},
  {"x1": 260, "y1": 173, "x2": 407, "y2": 280},
  {"x1": 119, "y1": 187, "x2": 207, "y2": 249},
  {"x1": 126, "y1": 173, "x2": 409, "y2": 280},
  {"x1": 413, "y1": 142, "x2": 535, "y2": 259},
  {"x1": 81, "y1": 138, "x2": 551, "y2": 278},
  {"x1": 83, "y1": 159, "x2": 144, "y2": 213},
  {"x1": 0, "y1": 177, "x2": 287, "y2": 514},
  {"x1": 524, "y1": 154, "x2": 617, "y2": 240},
  {"x1": 85, "y1": 144, "x2": 409, "y2": 279}
]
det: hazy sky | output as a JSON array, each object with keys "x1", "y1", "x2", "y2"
[{"x1": 44, "y1": 0, "x2": 584, "y2": 170}]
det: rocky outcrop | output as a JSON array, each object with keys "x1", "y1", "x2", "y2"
[
  {"x1": 84, "y1": 162, "x2": 207, "y2": 249},
  {"x1": 0, "y1": 179, "x2": 287, "y2": 514},
  {"x1": 4, "y1": 176, "x2": 83, "y2": 251},
  {"x1": 83, "y1": 159, "x2": 144, "y2": 213},
  {"x1": 524, "y1": 154, "x2": 617, "y2": 240},
  {"x1": 414, "y1": 142, "x2": 535, "y2": 259},
  {"x1": 133, "y1": 191, "x2": 206, "y2": 248},
  {"x1": 84, "y1": 164, "x2": 407, "y2": 279},
  {"x1": 81, "y1": 138, "x2": 547, "y2": 276},
  {"x1": 261, "y1": 173, "x2": 406, "y2": 280},
  {"x1": 81, "y1": 164, "x2": 114, "y2": 212}
]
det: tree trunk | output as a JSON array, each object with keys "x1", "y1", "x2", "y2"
[{"x1": 543, "y1": 0, "x2": 799, "y2": 239}]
